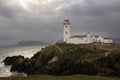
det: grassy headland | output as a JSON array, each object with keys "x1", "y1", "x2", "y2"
[{"x1": 3, "y1": 43, "x2": 120, "y2": 77}]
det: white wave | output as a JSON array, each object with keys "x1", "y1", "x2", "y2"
[
  {"x1": 0, "y1": 45, "x2": 46, "y2": 77},
  {"x1": 0, "y1": 62, "x2": 12, "y2": 77},
  {"x1": 11, "y1": 72, "x2": 27, "y2": 77}
]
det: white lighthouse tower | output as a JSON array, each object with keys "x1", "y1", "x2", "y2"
[{"x1": 63, "y1": 19, "x2": 70, "y2": 42}]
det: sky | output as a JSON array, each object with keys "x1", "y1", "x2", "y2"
[{"x1": 0, "y1": 0, "x2": 120, "y2": 45}]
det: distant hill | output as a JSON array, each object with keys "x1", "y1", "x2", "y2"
[
  {"x1": 17, "y1": 41, "x2": 48, "y2": 46},
  {"x1": 112, "y1": 38, "x2": 120, "y2": 43}
]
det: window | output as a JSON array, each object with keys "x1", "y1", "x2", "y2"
[{"x1": 66, "y1": 32, "x2": 68, "y2": 34}]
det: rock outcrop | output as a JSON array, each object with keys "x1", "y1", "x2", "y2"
[{"x1": 3, "y1": 55, "x2": 24, "y2": 65}]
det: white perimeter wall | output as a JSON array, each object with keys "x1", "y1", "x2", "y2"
[{"x1": 66, "y1": 36, "x2": 113, "y2": 44}]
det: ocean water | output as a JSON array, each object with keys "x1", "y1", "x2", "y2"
[{"x1": 0, "y1": 45, "x2": 46, "y2": 77}]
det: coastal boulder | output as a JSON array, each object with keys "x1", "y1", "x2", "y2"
[{"x1": 3, "y1": 55, "x2": 24, "y2": 65}]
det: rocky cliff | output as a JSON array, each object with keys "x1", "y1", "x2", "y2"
[{"x1": 3, "y1": 43, "x2": 120, "y2": 77}]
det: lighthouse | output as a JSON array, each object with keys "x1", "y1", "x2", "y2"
[
  {"x1": 62, "y1": 19, "x2": 113, "y2": 44},
  {"x1": 63, "y1": 19, "x2": 70, "y2": 42}
]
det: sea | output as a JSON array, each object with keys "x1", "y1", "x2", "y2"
[{"x1": 0, "y1": 45, "x2": 46, "y2": 77}]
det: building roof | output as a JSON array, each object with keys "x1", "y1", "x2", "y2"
[
  {"x1": 104, "y1": 38, "x2": 112, "y2": 39},
  {"x1": 94, "y1": 35, "x2": 99, "y2": 38},
  {"x1": 70, "y1": 35, "x2": 88, "y2": 38},
  {"x1": 63, "y1": 19, "x2": 70, "y2": 25},
  {"x1": 70, "y1": 35, "x2": 101, "y2": 38}
]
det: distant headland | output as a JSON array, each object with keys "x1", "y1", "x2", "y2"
[{"x1": 16, "y1": 41, "x2": 48, "y2": 46}]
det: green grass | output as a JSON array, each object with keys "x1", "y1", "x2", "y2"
[
  {"x1": 43, "y1": 43, "x2": 108, "y2": 62},
  {"x1": 0, "y1": 75, "x2": 120, "y2": 80}
]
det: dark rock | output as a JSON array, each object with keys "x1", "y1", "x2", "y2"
[
  {"x1": 11, "y1": 58, "x2": 33, "y2": 75},
  {"x1": 3, "y1": 55, "x2": 24, "y2": 65}
]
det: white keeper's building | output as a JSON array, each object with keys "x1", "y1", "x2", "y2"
[{"x1": 63, "y1": 19, "x2": 113, "y2": 44}]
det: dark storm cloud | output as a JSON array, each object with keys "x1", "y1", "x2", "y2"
[
  {"x1": 0, "y1": 0, "x2": 120, "y2": 45},
  {"x1": 61, "y1": 0, "x2": 120, "y2": 16},
  {"x1": 60, "y1": 0, "x2": 120, "y2": 36}
]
